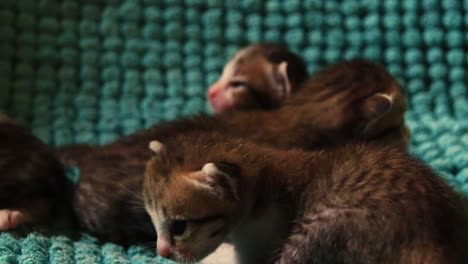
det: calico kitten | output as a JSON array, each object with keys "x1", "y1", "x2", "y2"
[
  {"x1": 208, "y1": 44, "x2": 308, "y2": 112},
  {"x1": 66, "y1": 59, "x2": 409, "y2": 245},
  {"x1": 0, "y1": 115, "x2": 73, "y2": 230},
  {"x1": 144, "y1": 133, "x2": 468, "y2": 264}
]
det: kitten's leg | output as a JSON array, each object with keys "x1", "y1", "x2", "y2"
[
  {"x1": 276, "y1": 207, "x2": 452, "y2": 264},
  {"x1": 0, "y1": 202, "x2": 48, "y2": 231},
  {"x1": 399, "y1": 243, "x2": 448, "y2": 264},
  {"x1": 275, "y1": 207, "x2": 386, "y2": 264},
  {"x1": 0, "y1": 210, "x2": 28, "y2": 230}
]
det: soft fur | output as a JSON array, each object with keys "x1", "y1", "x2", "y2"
[
  {"x1": 144, "y1": 133, "x2": 468, "y2": 264},
  {"x1": 0, "y1": 116, "x2": 73, "y2": 230},
  {"x1": 61, "y1": 58, "x2": 410, "y2": 245}
]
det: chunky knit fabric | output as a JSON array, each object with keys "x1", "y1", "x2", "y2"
[{"x1": 0, "y1": 0, "x2": 467, "y2": 263}]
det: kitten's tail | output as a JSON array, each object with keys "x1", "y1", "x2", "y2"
[{"x1": 57, "y1": 144, "x2": 95, "y2": 167}]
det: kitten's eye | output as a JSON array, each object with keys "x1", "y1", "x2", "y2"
[
  {"x1": 229, "y1": 80, "x2": 247, "y2": 89},
  {"x1": 171, "y1": 220, "x2": 187, "y2": 236}
]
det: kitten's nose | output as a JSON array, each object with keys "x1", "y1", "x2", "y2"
[
  {"x1": 208, "y1": 86, "x2": 218, "y2": 100},
  {"x1": 157, "y1": 238, "x2": 172, "y2": 258}
]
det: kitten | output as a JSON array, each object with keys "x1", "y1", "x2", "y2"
[
  {"x1": 208, "y1": 44, "x2": 308, "y2": 112},
  {"x1": 0, "y1": 115, "x2": 73, "y2": 231},
  {"x1": 144, "y1": 133, "x2": 468, "y2": 264},
  {"x1": 58, "y1": 44, "x2": 306, "y2": 167},
  {"x1": 66, "y1": 59, "x2": 409, "y2": 245}
]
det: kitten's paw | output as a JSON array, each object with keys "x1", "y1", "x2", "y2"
[{"x1": 0, "y1": 209, "x2": 27, "y2": 230}]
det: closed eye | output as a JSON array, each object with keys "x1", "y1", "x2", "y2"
[{"x1": 228, "y1": 80, "x2": 248, "y2": 89}]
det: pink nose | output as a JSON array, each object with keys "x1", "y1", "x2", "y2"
[
  {"x1": 208, "y1": 87, "x2": 218, "y2": 100},
  {"x1": 157, "y1": 239, "x2": 172, "y2": 258}
]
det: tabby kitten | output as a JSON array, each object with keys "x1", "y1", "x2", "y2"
[{"x1": 144, "y1": 133, "x2": 468, "y2": 264}]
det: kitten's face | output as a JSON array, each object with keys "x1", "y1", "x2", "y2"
[
  {"x1": 143, "y1": 144, "x2": 242, "y2": 262},
  {"x1": 209, "y1": 53, "x2": 290, "y2": 112},
  {"x1": 208, "y1": 44, "x2": 308, "y2": 113}
]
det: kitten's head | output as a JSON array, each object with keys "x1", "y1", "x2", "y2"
[
  {"x1": 208, "y1": 43, "x2": 308, "y2": 113},
  {"x1": 288, "y1": 59, "x2": 409, "y2": 148},
  {"x1": 143, "y1": 140, "x2": 246, "y2": 262}
]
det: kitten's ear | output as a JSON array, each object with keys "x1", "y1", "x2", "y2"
[
  {"x1": 147, "y1": 140, "x2": 173, "y2": 179},
  {"x1": 270, "y1": 61, "x2": 292, "y2": 99},
  {"x1": 149, "y1": 140, "x2": 166, "y2": 154},
  {"x1": 360, "y1": 93, "x2": 393, "y2": 121},
  {"x1": 194, "y1": 162, "x2": 241, "y2": 201},
  {"x1": 360, "y1": 93, "x2": 394, "y2": 135}
]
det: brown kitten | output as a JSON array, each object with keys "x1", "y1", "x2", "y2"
[
  {"x1": 65, "y1": 59, "x2": 409, "y2": 245},
  {"x1": 110, "y1": 59, "x2": 408, "y2": 150},
  {"x1": 208, "y1": 44, "x2": 308, "y2": 112},
  {"x1": 0, "y1": 115, "x2": 73, "y2": 230},
  {"x1": 60, "y1": 44, "x2": 304, "y2": 168},
  {"x1": 224, "y1": 59, "x2": 410, "y2": 149},
  {"x1": 283, "y1": 59, "x2": 410, "y2": 149},
  {"x1": 144, "y1": 133, "x2": 468, "y2": 264}
]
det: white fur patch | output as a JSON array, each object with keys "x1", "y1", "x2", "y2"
[
  {"x1": 201, "y1": 243, "x2": 236, "y2": 264},
  {"x1": 220, "y1": 60, "x2": 236, "y2": 81},
  {"x1": 220, "y1": 46, "x2": 255, "y2": 83},
  {"x1": 147, "y1": 206, "x2": 167, "y2": 238}
]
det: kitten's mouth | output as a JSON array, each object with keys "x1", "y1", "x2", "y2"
[
  {"x1": 170, "y1": 247, "x2": 198, "y2": 263},
  {"x1": 209, "y1": 100, "x2": 231, "y2": 113},
  {"x1": 171, "y1": 252, "x2": 197, "y2": 263}
]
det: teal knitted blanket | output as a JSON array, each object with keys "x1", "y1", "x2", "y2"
[{"x1": 0, "y1": 0, "x2": 467, "y2": 263}]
